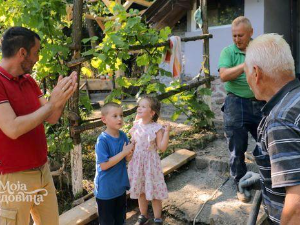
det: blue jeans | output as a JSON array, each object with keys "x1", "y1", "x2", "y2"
[{"x1": 222, "y1": 94, "x2": 264, "y2": 182}]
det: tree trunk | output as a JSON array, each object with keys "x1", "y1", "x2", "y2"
[
  {"x1": 71, "y1": 144, "x2": 83, "y2": 195},
  {"x1": 70, "y1": 0, "x2": 83, "y2": 197}
]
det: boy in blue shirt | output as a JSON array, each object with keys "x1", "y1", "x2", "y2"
[{"x1": 94, "y1": 102, "x2": 134, "y2": 225}]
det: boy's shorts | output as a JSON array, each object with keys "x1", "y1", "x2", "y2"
[{"x1": 96, "y1": 192, "x2": 127, "y2": 225}]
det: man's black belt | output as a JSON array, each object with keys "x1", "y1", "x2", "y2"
[{"x1": 227, "y1": 92, "x2": 259, "y2": 101}]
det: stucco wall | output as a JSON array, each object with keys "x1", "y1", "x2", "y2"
[
  {"x1": 183, "y1": 0, "x2": 265, "y2": 119},
  {"x1": 184, "y1": 0, "x2": 265, "y2": 78}
]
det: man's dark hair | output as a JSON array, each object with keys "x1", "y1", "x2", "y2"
[{"x1": 1, "y1": 27, "x2": 41, "y2": 58}]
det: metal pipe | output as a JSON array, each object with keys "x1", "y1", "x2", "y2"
[{"x1": 246, "y1": 190, "x2": 262, "y2": 225}]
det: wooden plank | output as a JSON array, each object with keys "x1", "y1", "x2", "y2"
[
  {"x1": 79, "y1": 79, "x2": 113, "y2": 91},
  {"x1": 95, "y1": 17, "x2": 105, "y2": 31},
  {"x1": 123, "y1": 0, "x2": 134, "y2": 10},
  {"x1": 59, "y1": 197, "x2": 98, "y2": 225},
  {"x1": 101, "y1": 0, "x2": 111, "y2": 8},
  {"x1": 162, "y1": 149, "x2": 196, "y2": 176},
  {"x1": 59, "y1": 149, "x2": 196, "y2": 225},
  {"x1": 132, "y1": 0, "x2": 153, "y2": 7}
]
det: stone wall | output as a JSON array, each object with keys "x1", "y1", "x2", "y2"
[{"x1": 211, "y1": 77, "x2": 226, "y2": 121}]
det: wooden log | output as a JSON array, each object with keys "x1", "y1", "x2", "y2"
[
  {"x1": 201, "y1": 0, "x2": 210, "y2": 88},
  {"x1": 66, "y1": 55, "x2": 93, "y2": 68},
  {"x1": 70, "y1": 0, "x2": 84, "y2": 196},
  {"x1": 59, "y1": 149, "x2": 196, "y2": 225},
  {"x1": 129, "y1": 34, "x2": 213, "y2": 50},
  {"x1": 79, "y1": 79, "x2": 113, "y2": 91}
]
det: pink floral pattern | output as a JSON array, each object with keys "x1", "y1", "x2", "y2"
[{"x1": 128, "y1": 119, "x2": 168, "y2": 200}]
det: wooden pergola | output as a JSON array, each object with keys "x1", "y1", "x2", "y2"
[
  {"x1": 85, "y1": 0, "x2": 153, "y2": 31},
  {"x1": 67, "y1": 0, "x2": 212, "y2": 200}
]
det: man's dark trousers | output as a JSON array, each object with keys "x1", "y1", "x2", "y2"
[{"x1": 222, "y1": 93, "x2": 264, "y2": 182}]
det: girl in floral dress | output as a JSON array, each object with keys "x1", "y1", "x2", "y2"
[{"x1": 128, "y1": 96, "x2": 170, "y2": 225}]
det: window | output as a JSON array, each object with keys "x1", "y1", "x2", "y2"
[{"x1": 193, "y1": 0, "x2": 244, "y2": 29}]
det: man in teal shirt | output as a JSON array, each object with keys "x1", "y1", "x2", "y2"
[{"x1": 218, "y1": 16, "x2": 264, "y2": 202}]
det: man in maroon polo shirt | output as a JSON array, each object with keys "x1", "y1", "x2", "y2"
[{"x1": 0, "y1": 27, "x2": 77, "y2": 224}]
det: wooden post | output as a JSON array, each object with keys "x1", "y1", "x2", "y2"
[
  {"x1": 201, "y1": 0, "x2": 210, "y2": 88},
  {"x1": 70, "y1": 0, "x2": 83, "y2": 197},
  {"x1": 201, "y1": 0, "x2": 212, "y2": 125}
]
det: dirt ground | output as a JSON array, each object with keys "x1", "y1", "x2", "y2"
[{"x1": 122, "y1": 120, "x2": 264, "y2": 225}]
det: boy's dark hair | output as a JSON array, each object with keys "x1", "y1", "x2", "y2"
[
  {"x1": 101, "y1": 102, "x2": 122, "y2": 116},
  {"x1": 139, "y1": 96, "x2": 161, "y2": 122},
  {"x1": 1, "y1": 27, "x2": 41, "y2": 58}
]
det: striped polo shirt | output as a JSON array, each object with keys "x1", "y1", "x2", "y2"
[{"x1": 253, "y1": 79, "x2": 300, "y2": 224}]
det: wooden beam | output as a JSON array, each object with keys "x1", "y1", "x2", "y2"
[
  {"x1": 161, "y1": 149, "x2": 196, "y2": 176},
  {"x1": 95, "y1": 17, "x2": 105, "y2": 31},
  {"x1": 79, "y1": 79, "x2": 113, "y2": 91},
  {"x1": 71, "y1": 76, "x2": 214, "y2": 134},
  {"x1": 102, "y1": 0, "x2": 111, "y2": 8},
  {"x1": 59, "y1": 149, "x2": 196, "y2": 225},
  {"x1": 69, "y1": 0, "x2": 83, "y2": 197},
  {"x1": 132, "y1": 0, "x2": 152, "y2": 7},
  {"x1": 66, "y1": 34, "x2": 213, "y2": 68},
  {"x1": 123, "y1": 0, "x2": 134, "y2": 10},
  {"x1": 85, "y1": 9, "x2": 145, "y2": 22},
  {"x1": 201, "y1": 0, "x2": 210, "y2": 88}
]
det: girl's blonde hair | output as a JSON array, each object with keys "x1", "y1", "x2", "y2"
[{"x1": 139, "y1": 96, "x2": 161, "y2": 122}]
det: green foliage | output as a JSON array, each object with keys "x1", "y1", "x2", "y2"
[
  {"x1": 47, "y1": 123, "x2": 73, "y2": 154},
  {"x1": 79, "y1": 94, "x2": 93, "y2": 118},
  {"x1": 163, "y1": 83, "x2": 215, "y2": 128},
  {"x1": 0, "y1": 0, "x2": 71, "y2": 79},
  {"x1": 83, "y1": 2, "x2": 214, "y2": 128},
  {"x1": 84, "y1": 2, "x2": 171, "y2": 88},
  {"x1": 0, "y1": 0, "x2": 74, "y2": 157}
]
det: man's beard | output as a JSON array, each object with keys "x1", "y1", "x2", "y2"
[{"x1": 20, "y1": 57, "x2": 34, "y2": 74}]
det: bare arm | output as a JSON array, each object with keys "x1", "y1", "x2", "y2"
[
  {"x1": 0, "y1": 72, "x2": 77, "y2": 139},
  {"x1": 41, "y1": 72, "x2": 78, "y2": 124},
  {"x1": 100, "y1": 142, "x2": 134, "y2": 170},
  {"x1": 125, "y1": 151, "x2": 133, "y2": 162},
  {"x1": 219, "y1": 63, "x2": 244, "y2": 82},
  {"x1": 156, "y1": 124, "x2": 170, "y2": 152},
  {"x1": 40, "y1": 97, "x2": 65, "y2": 124},
  {"x1": 281, "y1": 185, "x2": 300, "y2": 225},
  {"x1": 0, "y1": 101, "x2": 54, "y2": 139}
]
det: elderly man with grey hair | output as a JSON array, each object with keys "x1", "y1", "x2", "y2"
[{"x1": 239, "y1": 33, "x2": 300, "y2": 225}]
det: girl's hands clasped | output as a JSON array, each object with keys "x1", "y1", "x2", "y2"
[{"x1": 122, "y1": 142, "x2": 135, "y2": 156}]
